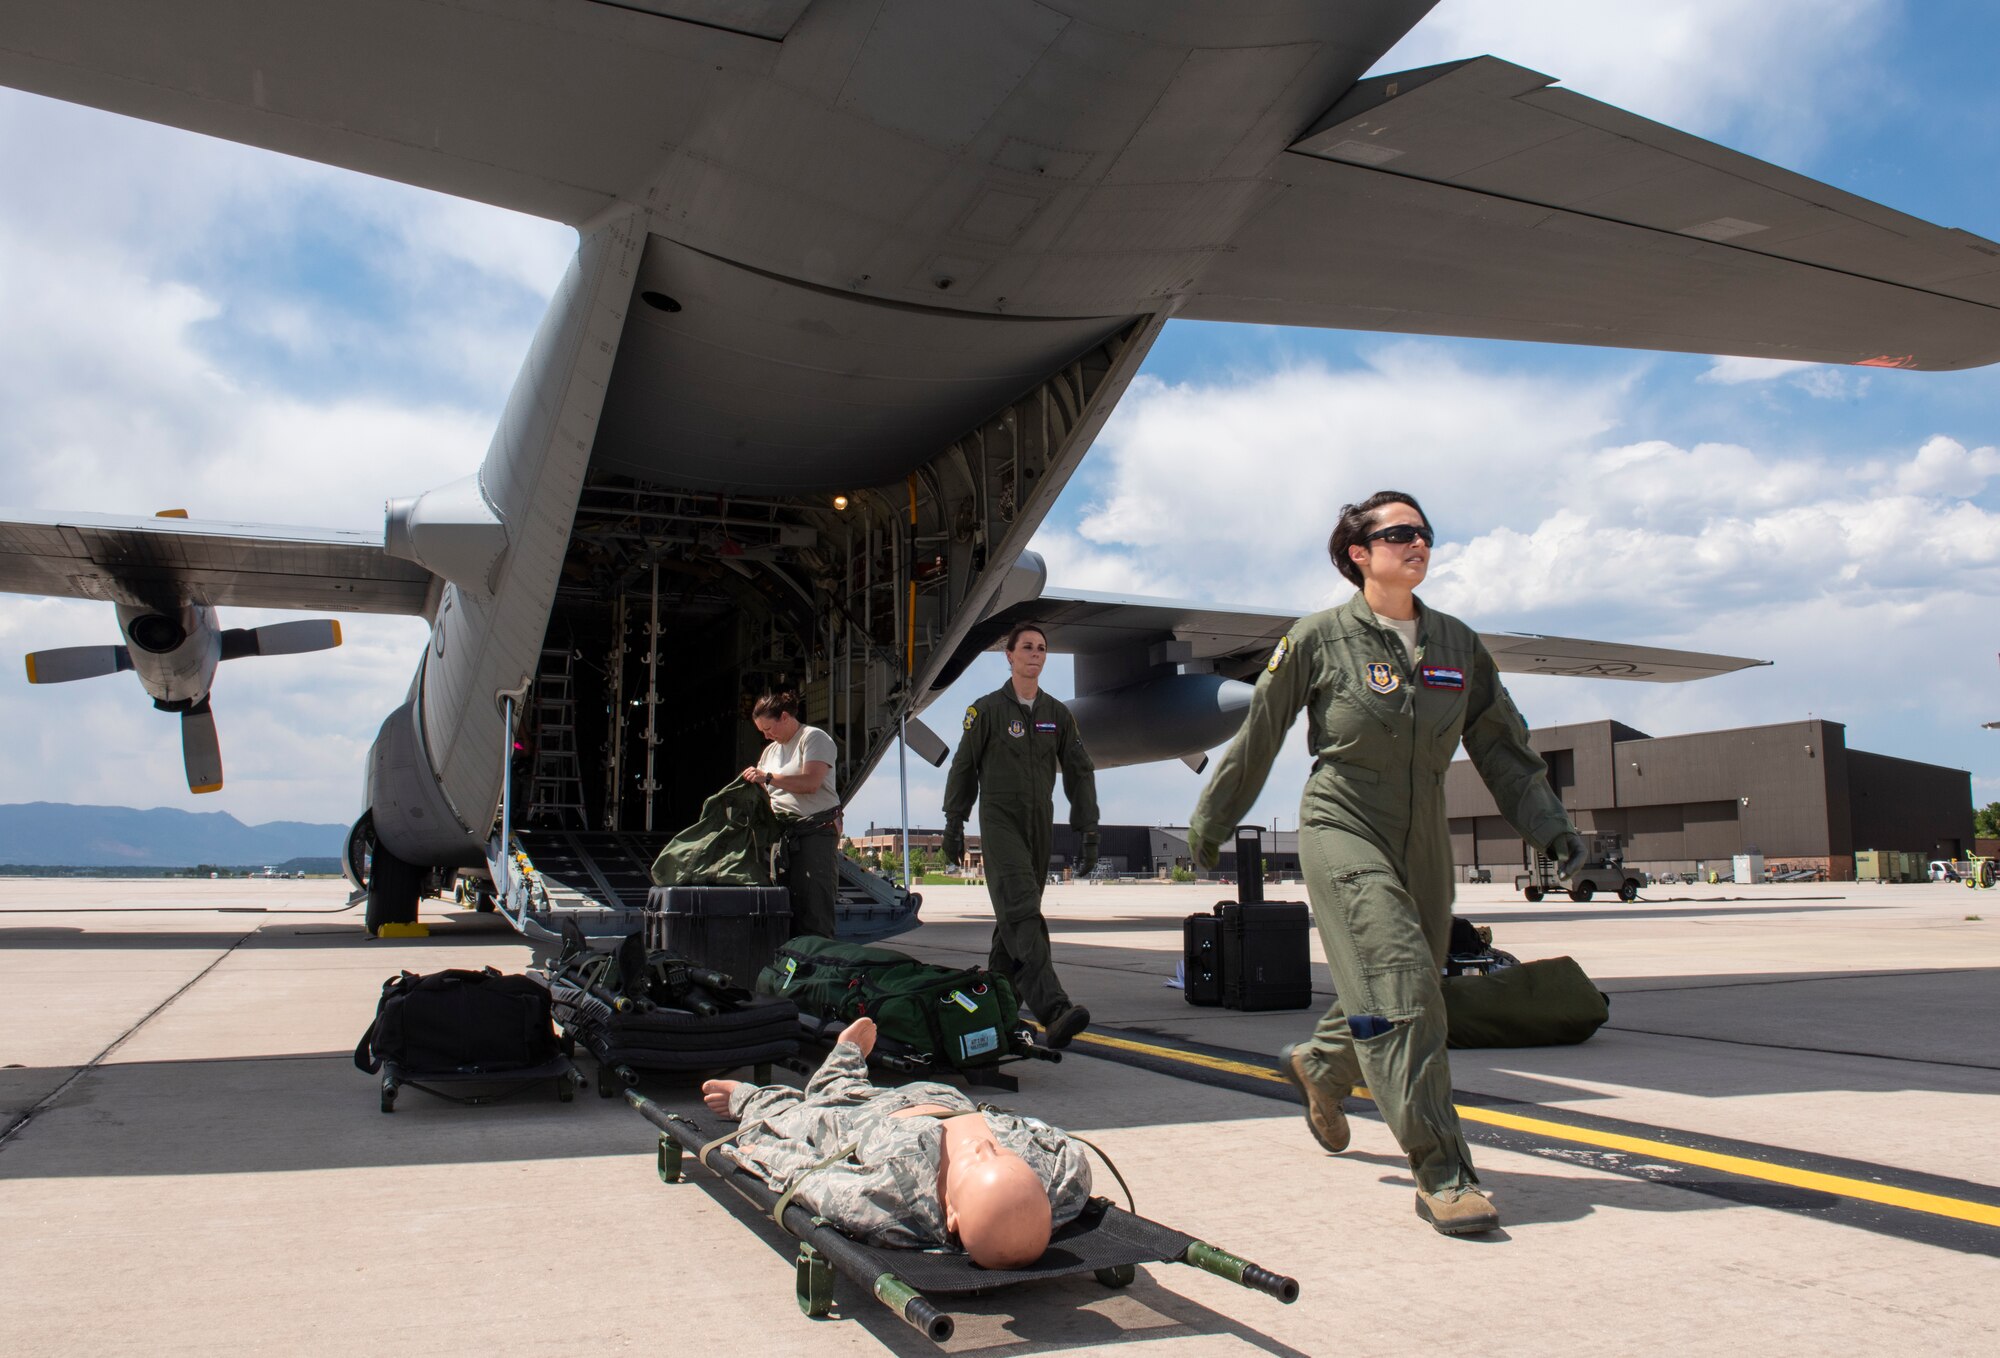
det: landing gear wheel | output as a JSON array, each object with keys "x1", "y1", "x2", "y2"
[
  {"x1": 365, "y1": 842, "x2": 422, "y2": 935},
  {"x1": 1095, "y1": 1265, "x2": 1136, "y2": 1289},
  {"x1": 796, "y1": 1243, "x2": 835, "y2": 1318},
  {"x1": 1568, "y1": 882, "x2": 1595, "y2": 903},
  {"x1": 1523, "y1": 886, "x2": 1544, "y2": 903},
  {"x1": 1619, "y1": 879, "x2": 1641, "y2": 902}
]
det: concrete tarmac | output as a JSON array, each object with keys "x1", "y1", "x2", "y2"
[{"x1": 2, "y1": 877, "x2": 1996, "y2": 1356}]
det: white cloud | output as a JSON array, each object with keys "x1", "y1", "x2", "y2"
[
  {"x1": 1701, "y1": 356, "x2": 1818, "y2": 386},
  {"x1": 1374, "y1": 0, "x2": 1897, "y2": 163},
  {"x1": 1893, "y1": 435, "x2": 2000, "y2": 497},
  {"x1": 1062, "y1": 349, "x2": 1630, "y2": 611}
]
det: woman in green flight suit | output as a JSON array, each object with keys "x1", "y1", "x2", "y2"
[{"x1": 1188, "y1": 491, "x2": 1585, "y2": 1236}]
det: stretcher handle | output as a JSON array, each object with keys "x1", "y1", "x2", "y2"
[
  {"x1": 873, "y1": 1272, "x2": 955, "y2": 1344},
  {"x1": 1183, "y1": 1241, "x2": 1300, "y2": 1303}
]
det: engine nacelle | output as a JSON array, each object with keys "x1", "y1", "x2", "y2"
[
  {"x1": 364, "y1": 694, "x2": 485, "y2": 870},
  {"x1": 1067, "y1": 674, "x2": 1254, "y2": 770},
  {"x1": 117, "y1": 602, "x2": 221, "y2": 710}
]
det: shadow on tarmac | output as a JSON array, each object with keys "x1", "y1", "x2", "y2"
[
  {"x1": 1024, "y1": 902, "x2": 1880, "y2": 932},
  {"x1": 0, "y1": 913, "x2": 522, "y2": 950}
]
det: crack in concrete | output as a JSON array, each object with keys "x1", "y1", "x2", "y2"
[{"x1": 0, "y1": 926, "x2": 259, "y2": 1153}]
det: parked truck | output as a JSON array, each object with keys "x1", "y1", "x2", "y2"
[{"x1": 1515, "y1": 837, "x2": 1643, "y2": 903}]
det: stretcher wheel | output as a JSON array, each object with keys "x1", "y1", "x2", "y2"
[
  {"x1": 1095, "y1": 1265, "x2": 1136, "y2": 1289},
  {"x1": 557, "y1": 1074, "x2": 575, "y2": 1103},
  {"x1": 379, "y1": 1078, "x2": 397, "y2": 1114},
  {"x1": 657, "y1": 1133, "x2": 684, "y2": 1184},
  {"x1": 796, "y1": 1243, "x2": 835, "y2": 1318},
  {"x1": 1523, "y1": 886, "x2": 1544, "y2": 902},
  {"x1": 598, "y1": 1066, "x2": 617, "y2": 1098}
]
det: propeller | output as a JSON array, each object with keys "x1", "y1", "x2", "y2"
[
  {"x1": 182, "y1": 699, "x2": 223, "y2": 794},
  {"x1": 22, "y1": 610, "x2": 341, "y2": 795},
  {"x1": 24, "y1": 645, "x2": 132, "y2": 684},
  {"x1": 220, "y1": 619, "x2": 342, "y2": 659}
]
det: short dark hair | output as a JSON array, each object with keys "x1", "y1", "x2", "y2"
[
  {"x1": 1328, "y1": 491, "x2": 1431, "y2": 588},
  {"x1": 752, "y1": 690, "x2": 800, "y2": 720},
  {"x1": 1003, "y1": 622, "x2": 1048, "y2": 653}
]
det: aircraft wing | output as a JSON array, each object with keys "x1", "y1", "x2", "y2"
[
  {"x1": 950, "y1": 585, "x2": 1768, "y2": 690},
  {"x1": 0, "y1": 1, "x2": 790, "y2": 224},
  {"x1": 0, "y1": 510, "x2": 435, "y2": 614},
  {"x1": 1187, "y1": 57, "x2": 2000, "y2": 371}
]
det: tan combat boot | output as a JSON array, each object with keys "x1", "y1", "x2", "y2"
[
  {"x1": 1415, "y1": 1186, "x2": 1499, "y2": 1236},
  {"x1": 1278, "y1": 1043, "x2": 1351, "y2": 1153}
]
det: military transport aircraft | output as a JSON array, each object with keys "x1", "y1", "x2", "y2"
[{"x1": 1, "y1": 2, "x2": 1997, "y2": 934}]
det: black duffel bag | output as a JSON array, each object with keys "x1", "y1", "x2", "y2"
[{"x1": 354, "y1": 967, "x2": 560, "y2": 1076}]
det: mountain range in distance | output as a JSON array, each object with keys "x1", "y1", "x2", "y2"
[{"x1": 0, "y1": 802, "x2": 347, "y2": 869}]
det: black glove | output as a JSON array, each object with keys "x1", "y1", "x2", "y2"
[
  {"x1": 1187, "y1": 820, "x2": 1220, "y2": 870},
  {"x1": 942, "y1": 820, "x2": 965, "y2": 867},
  {"x1": 1079, "y1": 832, "x2": 1099, "y2": 876},
  {"x1": 1550, "y1": 831, "x2": 1588, "y2": 878}
]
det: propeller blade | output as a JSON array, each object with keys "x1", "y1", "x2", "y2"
[
  {"x1": 220, "y1": 619, "x2": 342, "y2": 660},
  {"x1": 182, "y1": 703, "x2": 223, "y2": 794},
  {"x1": 24, "y1": 645, "x2": 131, "y2": 684}
]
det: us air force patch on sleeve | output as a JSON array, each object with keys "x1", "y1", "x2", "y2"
[
  {"x1": 1266, "y1": 636, "x2": 1290, "y2": 674},
  {"x1": 963, "y1": 704, "x2": 978, "y2": 732},
  {"x1": 1365, "y1": 661, "x2": 1400, "y2": 694}
]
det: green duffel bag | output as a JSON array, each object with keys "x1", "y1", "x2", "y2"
[
  {"x1": 1442, "y1": 956, "x2": 1609, "y2": 1048},
  {"x1": 757, "y1": 935, "x2": 1024, "y2": 1070}
]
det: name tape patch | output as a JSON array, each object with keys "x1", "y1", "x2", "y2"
[
  {"x1": 1419, "y1": 666, "x2": 1465, "y2": 690},
  {"x1": 1034, "y1": 720, "x2": 1058, "y2": 733}
]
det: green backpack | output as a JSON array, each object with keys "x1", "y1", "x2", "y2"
[
  {"x1": 649, "y1": 777, "x2": 780, "y2": 887},
  {"x1": 756, "y1": 936, "x2": 1024, "y2": 1070}
]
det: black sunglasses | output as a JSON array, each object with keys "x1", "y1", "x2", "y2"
[{"x1": 1363, "y1": 523, "x2": 1434, "y2": 547}]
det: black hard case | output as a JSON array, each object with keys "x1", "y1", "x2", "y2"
[
  {"x1": 1214, "y1": 901, "x2": 1314, "y2": 1011},
  {"x1": 1182, "y1": 914, "x2": 1225, "y2": 1005},
  {"x1": 644, "y1": 885, "x2": 792, "y2": 989},
  {"x1": 1182, "y1": 827, "x2": 1314, "y2": 1011}
]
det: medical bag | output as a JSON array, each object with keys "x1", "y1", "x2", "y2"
[{"x1": 757, "y1": 936, "x2": 1027, "y2": 1070}]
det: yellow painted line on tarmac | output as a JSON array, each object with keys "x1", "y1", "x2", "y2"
[
  {"x1": 1457, "y1": 1104, "x2": 2000, "y2": 1229},
  {"x1": 1074, "y1": 1030, "x2": 1288, "y2": 1082},
  {"x1": 1076, "y1": 1030, "x2": 2000, "y2": 1230}
]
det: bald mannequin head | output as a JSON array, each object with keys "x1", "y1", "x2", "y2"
[{"x1": 939, "y1": 1118, "x2": 1053, "y2": 1269}]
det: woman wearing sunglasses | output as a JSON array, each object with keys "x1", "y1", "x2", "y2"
[{"x1": 1187, "y1": 490, "x2": 1584, "y2": 1236}]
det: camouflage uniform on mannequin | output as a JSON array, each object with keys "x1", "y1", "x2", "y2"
[
  {"x1": 941, "y1": 623, "x2": 1099, "y2": 1048},
  {"x1": 1189, "y1": 492, "x2": 1584, "y2": 1237},
  {"x1": 705, "y1": 1020, "x2": 1093, "y2": 1261}
]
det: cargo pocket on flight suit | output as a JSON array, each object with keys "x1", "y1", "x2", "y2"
[{"x1": 1330, "y1": 867, "x2": 1436, "y2": 1024}]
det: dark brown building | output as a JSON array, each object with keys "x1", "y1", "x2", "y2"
[{"x1": 1446, "y1": 718, "x2": 1972, "y2": 882}]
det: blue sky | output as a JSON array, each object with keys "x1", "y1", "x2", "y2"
[{"x1": 1, "y1": 0, "x2": 1996, "y2": 836}]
